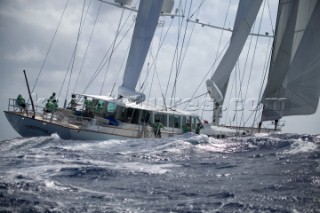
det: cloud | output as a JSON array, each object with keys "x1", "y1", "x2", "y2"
[{"x1": 5, "y1": 46, "x2": 44, "y2": 62}]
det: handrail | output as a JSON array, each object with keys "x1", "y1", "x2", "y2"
[{"x1": 7, "y1": 98, "x2": 153, "y2": 135}]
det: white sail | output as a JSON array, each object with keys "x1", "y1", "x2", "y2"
[
  {"x1": 206, "y1": 0, "x2": 263, "y2": 105},
  {"x1": 261, "y1": 0, "x2": 320, "y2": 121},
  {"x1": 119, "y1": 0, "x2": 164, "y2": 103},
  {"x1": 161, "y1": 0, "x2": 174, "y2": 14}
]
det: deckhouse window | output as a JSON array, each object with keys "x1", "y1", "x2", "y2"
[
  {"x1": 169, "y1": 115, "x2": 181, "y2": 128},
  {"x1": 107, "y1": 102, "x2": 116, "y2": 113},
  {"x1": 191, "y1": 117, "x2": 197, "y2": 129},
  {"x1": 116, "y1": 107, "x2": 140, "y2": 124},
  {"x1": 141, "y1": 110, "x2": 151, "y2": 124},
  {"x1": 154, "y1": 113, "x2": 167, "y2": 127}
]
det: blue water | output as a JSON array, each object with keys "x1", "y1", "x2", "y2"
[{"x1": 0, "y1": 133, "x2": 319, "y2": 212}]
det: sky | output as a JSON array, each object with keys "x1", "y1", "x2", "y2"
[{"x1": 0, "y1": 0, "x2": 319, "y2": 140}]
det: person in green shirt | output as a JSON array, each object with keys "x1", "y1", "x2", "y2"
[
  {"x1": 44, "y1": 99, "x2": 58, "y2": 113},
  {"x1": 16, "y1": 94, "x2": 27, "y2": 113},
  {"x1": 195, "y1": 123, "x2": 203, "y2": 134},
  {"x1": 182, "y1": 122, "x2": 191, "y2": 133},
  {"x1": 83, "y1": 96, "x2": 94, "y2": 117},
  {"x1": 153, "y1": 119, "x2": 164, "y2": 138},
  {"x1": 49, "y1": 92, "x2": 56, "y2": 102},
  {"x1": 95, "y1": 102, "x2": 103, "y2": 113},
  {"x1": 45, "y1": 100, "x2": 54, "y2": 112},
  {"x1": 69, "y1": 94, "x2": 79, "y2": 111}
]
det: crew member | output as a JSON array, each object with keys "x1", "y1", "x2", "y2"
[{"x1": 152, "y1": 119, "x2": 164, "y2": 138}]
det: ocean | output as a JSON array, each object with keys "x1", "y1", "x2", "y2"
[{"x1": 0, "y1": 133, "x2": 319, "y2": 212}]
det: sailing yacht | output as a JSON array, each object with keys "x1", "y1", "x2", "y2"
[
  {"x1": 4, "y1": 0, "x2": 207, "y2": 140},
  {"x1": 4, "y1": 0, "x2": 320, "y2": 140}
]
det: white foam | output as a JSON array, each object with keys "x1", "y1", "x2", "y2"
[
  {"x1": 253, "y1": 132, "x2": 270, "y2": 137},
  {"x1": 119, "y1": 162, "x2": 181, "y2": 174},
  {"x1": 283, "y1": 139, "x2": 318, "y2": 154},
  {"x1": 64, "y1": 139, "x2": 123, "y2": 151},
  {"x1": 51, "y1": 133, "x2": 60, "y2": 139},
  {"x1": 44, "y1": 180, "x2": 71, "y2": 191}
]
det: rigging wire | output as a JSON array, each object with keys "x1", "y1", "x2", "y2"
[
  {"x1": 58, "y1": 0, "x2": 86, "y2": 103},
  {"x1": 223, "y1": 61, "x2": 239, "y2": 125},
  {"x1": 58, "y1": 0, "x2": 93, "y2": 99},
  {"x1": 73, "y1": 0, "x2": 102, "y2": 93},
  {"x1": 266, "y1": 0, "x2": 276, "y2": 35},
  {"x1": 248, "y1": 36, "x2": 273, "y2": 127},
  {"x1": 182, "y1": 39, "x2": 230, "y2": 111},
  {"x1": 239, "y1": 0, "x2": 267, "y2": 127},
  {"x1": 142, "y1": 17, "x2": 172, "y2": 107},
  {"x1": 82, "y1": 12, "x2": 134, "y2": 94},
  {"x1": 209, "y1": 0, "x2": 232, "y2": 77},
  {"x1": 140, "y1": 16, "x2": 174, "y2": 94},
  {"x1": 164, "y1": 0, "x2": 184, "y2": 101},
  {"x1": 31, "y1": 0, "x2": 70, "y2": 93},
  {"x1": 168, "y1": 92, "x2": 208, "y2": 109},
  {"x1": 170, "y1": 0, "x2": 192, "y2": 106},
  {"x1": 183, "y1": 0, "x2": 232, "y2": 111},
  {"x1": 189, "y1": 0, "x2": 206, "y2": 19},
  {"x1": 99, "y1": 8, "x2": 125, "y2": 95},
  {"x1": 141, "y1": 47, "x2": 163, "y2": 105},
  {"x1": 228, "y1": 21, "x2": 256, "y2": 126},
  {"x1": 169, "y1": 0, "x2": 212, "y2": 113},
  {"x1": 110, "y1": 43, "x2": 131, "y2": 96},
  {"x1": 65, "y1": 0, "x2": 88, "y2": 100}
]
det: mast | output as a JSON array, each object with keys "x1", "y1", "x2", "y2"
[
  {"x1": 23, "y1": 70, "x2": 36, "y2": 118},
  {"x1": 206, "y1": 0, "x2": 263, "y2": 125},
  {"x1": 118, "y1": 0, "x2": 164, "y2": 103}
]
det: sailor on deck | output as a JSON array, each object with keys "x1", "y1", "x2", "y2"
[
  {"x1": 45, "y1": 99, "x2": 58, "y2": 113},
  {"x1": 195, "y1": 123, "x2": 203, "y2": 134},
  {"x1": 152, "y1": 119, "x2": 164, "y2": 138},
  {"x1": 182, "y1": 123, "x2": 191, "y2": 133},
  {"x1": 69, "y1": 94, "x2": 79, "y2": 111},
  {"x1": 16, "y1": 94, "x2": 27, "y2": 114},
  {"x1": 49, "y1": 92, "x2": 57, "y2": 102}
]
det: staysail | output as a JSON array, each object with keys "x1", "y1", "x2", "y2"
[
  {"x1": 206, "y1": 0, "x2": 263, "y2": 124},
  {"x1": 261, "y1": 0, "x2": 320, "y2": 121},
  {"x1": 118, "y1": 0, "x2": 164, "y2": 103}
]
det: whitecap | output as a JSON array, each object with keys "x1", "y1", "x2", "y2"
[
  {"x1": 51, "y1": 133, "x2": 60, "y2": 139},
  {"x1": 282, "y1": 139, "x2": 318, "y2": 154},
  {"x1": 118, "y1": 162, "x2": 181, "y2": 174},
  {"x1": 253, "y1": 132, "x2": 270, "y2": 137}
]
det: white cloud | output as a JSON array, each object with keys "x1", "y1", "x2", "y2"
[{"x1": 5, "y1": 46, "x2": 44, "y2": 62}]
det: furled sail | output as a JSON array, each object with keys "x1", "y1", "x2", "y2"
[
  {"x1": 119, "y1": 0, "x2": 164, "y2": 103},
  {"x1": 261, "y1": 0, "x2": 320, "y2": 121},
  {"x1": 206, "y1": 0, "x2": 263, "y2": 105}
]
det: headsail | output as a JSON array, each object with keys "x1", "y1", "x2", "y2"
[
  {"x1": 261, "y1": 0, "x2": 320, "y2": 121},
  {"x1": 118, "y1": 0, "x2": 164, "y2": 103},
  {"x1": 206, "y1": 0, "x2": 263, "y2": 124}
]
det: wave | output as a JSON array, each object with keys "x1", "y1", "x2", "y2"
[{"x1": 1, "y1": 133, "x2": 319, "y2": 158}]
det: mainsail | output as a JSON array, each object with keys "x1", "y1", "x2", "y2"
[
  {"x1": 261, "y1": 0, "x2": 320, "y2": 121},
  {"x1": 206, "y1": 0, "x2": 263, "y2": 124},
  {"x1": 118, "y1": 0, "x2": 164, "y2": 103}
]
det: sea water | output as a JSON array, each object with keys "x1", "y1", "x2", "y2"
[{"x1": 0, "y1": 133, "x2": 319, "y2": 212}]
